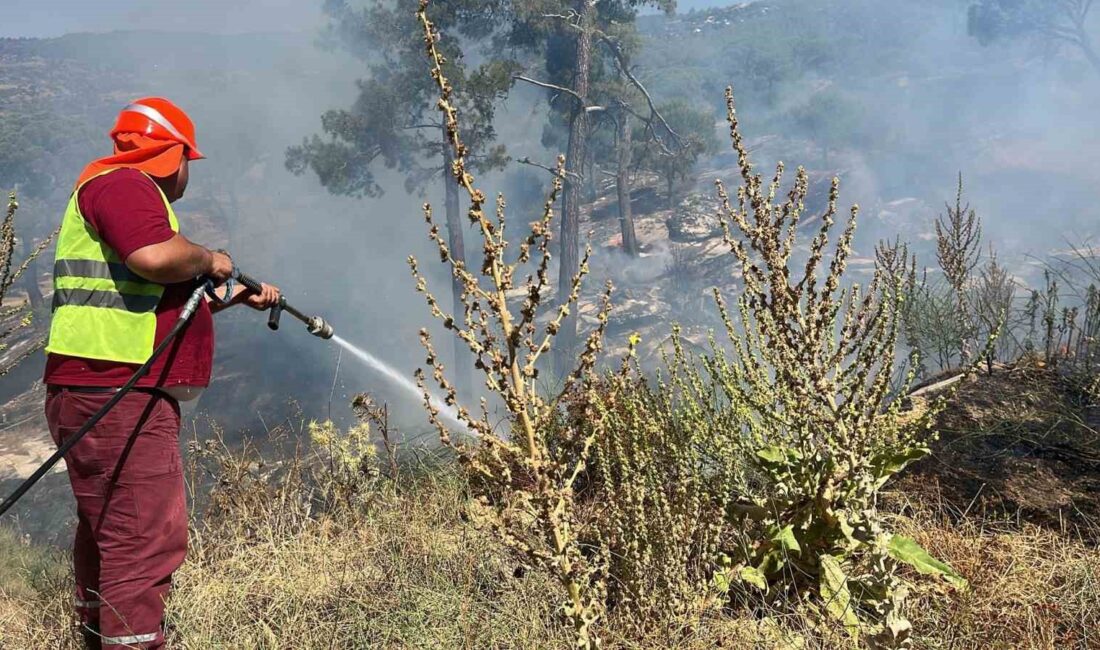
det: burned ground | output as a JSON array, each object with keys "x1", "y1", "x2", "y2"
[{"x1": 898, "y1": 362, "x2": 1100, "y2": 540}]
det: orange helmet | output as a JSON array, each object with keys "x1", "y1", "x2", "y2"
[{"x1": 110, "y1": 97, "x2": 205, "y2": 160}]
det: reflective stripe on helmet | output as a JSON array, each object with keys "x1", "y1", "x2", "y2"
[
  {"x1": 54, "y1": 259, "x2": 147, "y2": 284},
  {"x1": 121, "y1": 102, "x2": 194, "y2": 149},
  {"x1": 101, "y1": 632, "x2": 158, "y2": 645},
  {"x1": 52, "y1": 288, "x2": 161, "y2": 313}
]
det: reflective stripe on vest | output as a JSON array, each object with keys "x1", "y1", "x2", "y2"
[
  {"x1": 45, "y1": 168, "x2": 180, "y2": 365},
  {"x1": 52, "y1": 288, "x2": 161, "y2": 313},
  {"x1": 54, "y1": 258, "x2": 147, "y2": 284}
]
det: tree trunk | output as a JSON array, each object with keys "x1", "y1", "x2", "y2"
[
  {"x1": 667, "y1": 176, "x2": 675, "y2": 211},
  {"x1": 554, "y1": 0, "x2": 594, "y2": 377},
  {"x1": 616, "y1": 110, "x2": 638, "y2": 257},
  {"x1": 20, "y1": 236, "x2": 42, "y2": 309},
  {"x1": 442, "y1": 131, "x2": 471, "y2": 399}
]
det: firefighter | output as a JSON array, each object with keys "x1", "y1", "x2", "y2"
[{"x1": 43, "y1": 97, "x2": 279, "y2": 649}]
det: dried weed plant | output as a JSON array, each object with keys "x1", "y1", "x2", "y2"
[
  {"x1": 579, "y1": 331, "x2": 739, "y2": 635},
  {"x1": 934, "y1": 173, "x2": 982, "y2": 366},
  {"x1": 973, "y1": 248, "x2": 1016, "y2": 374},
  {"x1": 412, "y1": 2, "x2": 612, "y2": 646},
  {"x1": 0, "y1": 191, "x2": 57, "y2": 376}
]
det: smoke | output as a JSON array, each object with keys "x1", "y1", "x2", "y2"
[{"x1": 3, "y1": 0, "x2": 1099, "y2": 434}]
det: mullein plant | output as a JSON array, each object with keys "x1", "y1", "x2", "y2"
[
  {"x1": 0, "y1": 191, "x2": 57, "y2": 376},
  {"x1": 704, "y1": 88, "x2": 966, "y2": 647},
  {"x1": 413, "y1": 2, "x2": 612, "y2": 647},
  {"x1": 415, "y1": 3, "x2": 970, "y2": 643}
]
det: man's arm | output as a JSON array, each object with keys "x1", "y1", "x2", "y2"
[{"x1": 125, "y1": 234, "x2": 233, "y2": 284}]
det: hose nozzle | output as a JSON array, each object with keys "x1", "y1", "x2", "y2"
[
  {"x1": 231, "y1": 269, "x2": 334, "y2": 341},
  {"x1": 307, "y1": 316, "x2": 335, "y2": 340}
]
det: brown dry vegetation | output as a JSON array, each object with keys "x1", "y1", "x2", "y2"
[
  {"x1": 1, "y1": 418, "x2": 1097, "y2": 650},
  {"x1": 4, "y1": 361, "x2": 1100, "y2": 650},
  {"x1": 899, "y1": 361, "x2": 1100, "y2": 539}
]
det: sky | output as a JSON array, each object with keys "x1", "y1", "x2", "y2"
[
  {"x1": 0, "y1": 0, "x2": 326, "y2": 37},
  {"x1": 0, "y1": 0, "x2": 734, "y2": 38}
]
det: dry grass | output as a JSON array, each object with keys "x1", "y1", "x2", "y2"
[
  {"x1": 899, "y1": 508, "x2": 1100, "y2": 649},
  {"x1": 3, "y1": 466, "x2": 1098, "y2": 649},
  {"x1": 0, "y1": 527, "x2": 73, "y2": 649},
  {"x1": 4, "y1": 365, "x2": 1099, "y2": 649},
  {"x1": 167, "y1": 474, "x2": 569, "y2": 649}
]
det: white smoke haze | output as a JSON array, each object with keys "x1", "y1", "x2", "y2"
[{"x1": 1, "y1": 0, "x2": 1098, "y2": 435}]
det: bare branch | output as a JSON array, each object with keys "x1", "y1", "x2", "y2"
[
  {"x1": 513, "y1": 74, "x2": 585, "y2": 105},
  {"x1": 518, "y1": 156, "x2": 582, "y2": 181},
  {"x1": 597, "y1": 34, "x2": 683, "y2": 154}
]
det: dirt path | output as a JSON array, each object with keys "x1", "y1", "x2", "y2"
[{"x1": 0, "y1": 383, "x2": 63, "y2": 481}]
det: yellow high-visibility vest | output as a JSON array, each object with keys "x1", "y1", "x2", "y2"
[{"x1": 45, "y1": 169, "x2": 180, "y2": 364}]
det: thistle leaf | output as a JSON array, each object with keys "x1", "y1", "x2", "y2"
[
  {"x1": 772, "y1": 524, "x2": 802, "y2": 556},
  {"x1": 869, "y1": 445, "x2": 929, "y2": 489},
  {"x1": 888, "y1": 534, "x2": 968, "y2": 590}
]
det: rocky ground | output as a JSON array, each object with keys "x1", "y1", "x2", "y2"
[{"x1": 563, "y1": 137, "x2": 943, "y2": 362}]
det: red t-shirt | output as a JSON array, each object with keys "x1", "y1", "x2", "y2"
[{"x1": 43, "y1": 168, "x2": 215, "y2": 388}]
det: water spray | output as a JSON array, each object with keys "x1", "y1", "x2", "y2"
[{"x1": 237, "y1": 271, "x2": 463, "y2": 428}]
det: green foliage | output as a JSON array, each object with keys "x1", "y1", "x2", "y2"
[
  {"x1": 0, "y1": 109, "x2": 98, "y2": 254},
  {"x1": 701, "y1": 88, "x2": 961, "y2": 643},
  {"x1": 580, "y1": 335, "x2": 738, "y2": 632},
  {"x1": 785, "y1": 87, "x2": 869, "y2": 165},
  {"x1": 634, "y1": 99, "x2": 717, "y2": 207},
  {"x1": 531, "y1": 88, "x2": 967, "y2": 645},
  {"x1": 887, "y1": 534, "x2": 967, "y2": 590},
  {"x1": 286, "y1": 0, "x2": 513, "y2": 198},
  {"x1": 0, "y1": 109, "x2": 97, "y2": 202}
]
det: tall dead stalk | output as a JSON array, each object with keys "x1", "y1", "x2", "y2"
[{"x1": 412, "y1": 2, "x2": 612, "y2": 646}]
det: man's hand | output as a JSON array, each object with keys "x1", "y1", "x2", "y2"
[
  {"x1": 243, "y1": 283, "x2": 281, "y2": 311},
  {"x1": 208, "y1": 251, "x2": 234, "y2": 284},
  {"x1": 207, "y1": 282, "x2": 281, "y2": 314}
]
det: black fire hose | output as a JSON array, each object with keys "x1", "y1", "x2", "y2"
[
  {"x1": 0, "y1": 270, "x2": 335, "y2": 518},
  {"x1": 0, "y1": 282, "x2": 207, "y2": 518}
]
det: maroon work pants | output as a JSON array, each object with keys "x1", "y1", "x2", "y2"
[{"x1": 46, "y1": 387, "x2": 188, "y2": 650}]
